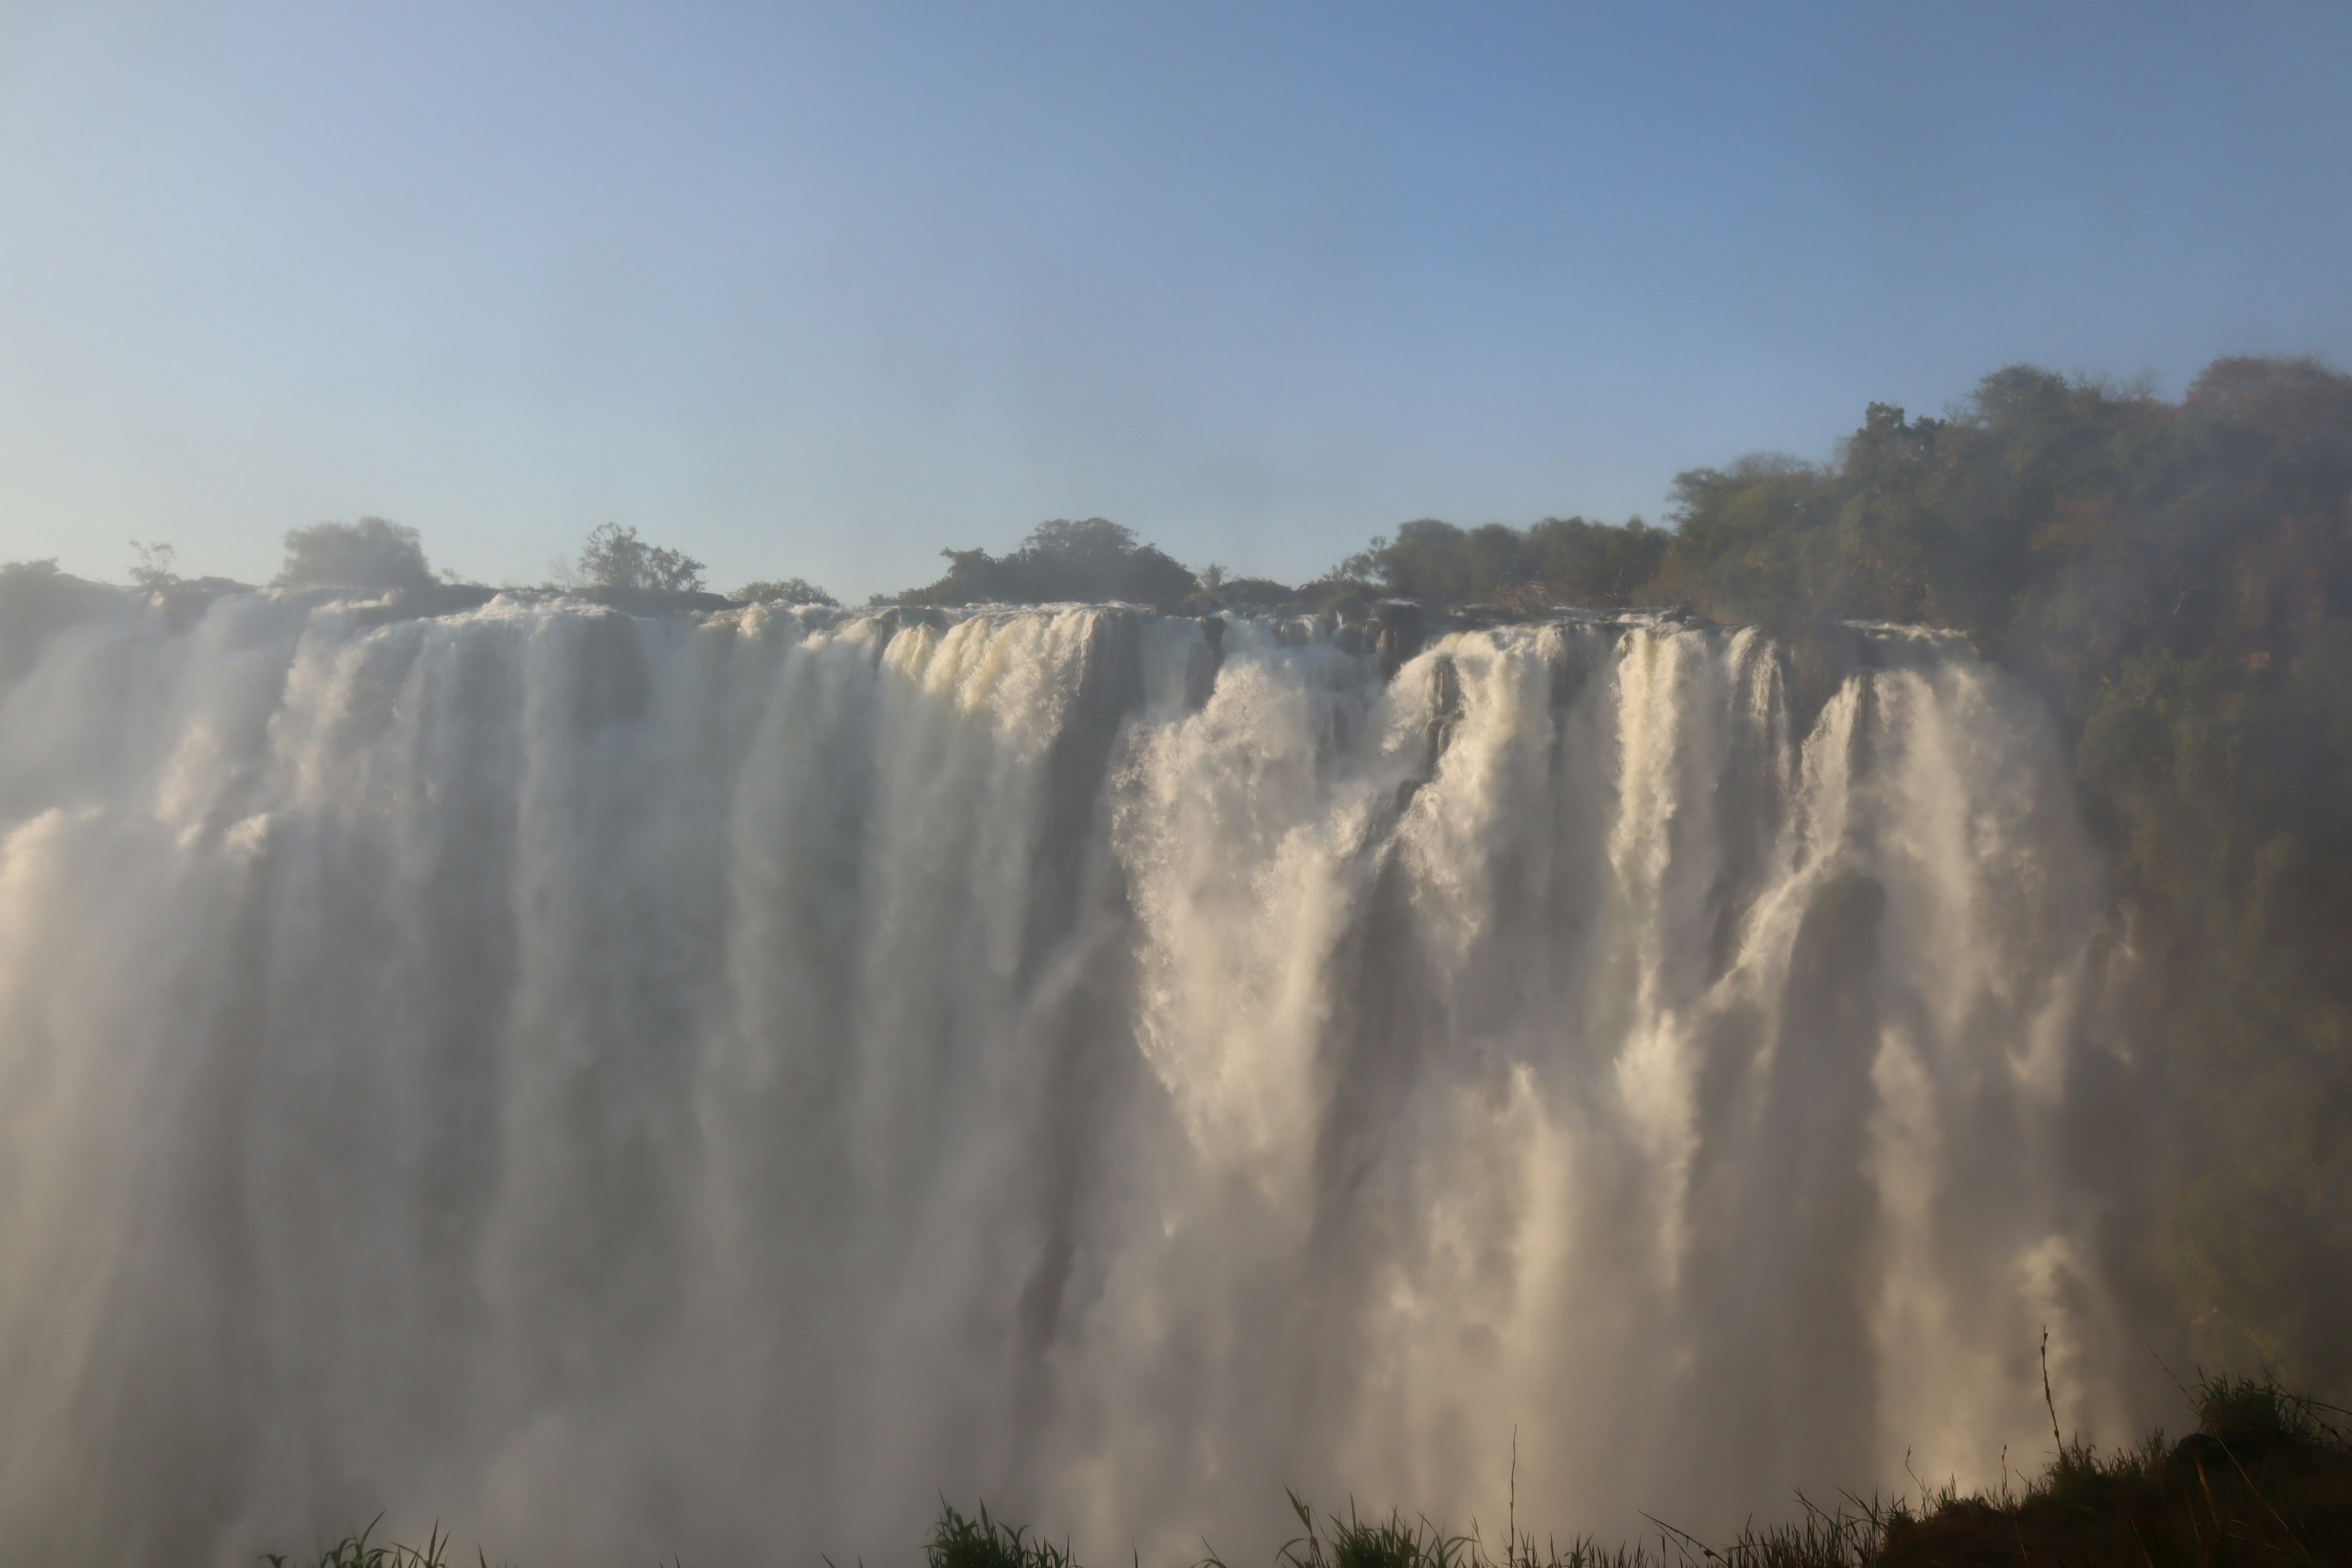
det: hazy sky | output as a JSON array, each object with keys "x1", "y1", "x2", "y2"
[{"x1": 2, "y1": 2, "x2": 2348, "y2": 600}]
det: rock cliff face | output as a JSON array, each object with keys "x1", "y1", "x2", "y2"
[{"x1": 0, "y1": 592, "x2": 2140, "y2": 1565}]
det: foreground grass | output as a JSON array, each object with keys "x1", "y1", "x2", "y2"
[{"x1": 271, "y1": 1374, "x2": 2352, "y2": 1568}]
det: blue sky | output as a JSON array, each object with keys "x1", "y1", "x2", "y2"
[{"x1": 2, "y1": 1, "x2": 2347, "y2": 600}]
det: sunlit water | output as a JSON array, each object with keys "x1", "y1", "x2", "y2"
[{"x1": 0, "y1": 593, "x2": 2150, "y2": 1563}]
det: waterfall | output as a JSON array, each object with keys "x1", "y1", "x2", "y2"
[{"x1": 0, "y1": 591, "x2": 2136, "y2": 1564}]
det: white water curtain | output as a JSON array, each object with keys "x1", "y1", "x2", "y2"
[{"x1": 0, "y1": 594, "x2": 2135, "y2": 1564}]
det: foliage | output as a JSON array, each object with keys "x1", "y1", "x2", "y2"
[
  {"x1": 250, "y1": 1373, "x2": 2352, "y2": 1565},
  {"x1": 1622, "y1": 357, "x2": 2352, "y2": 1395},
  {"x1": 262, "y1": 1517, "x2": 468, "y2": 1568},
  {"x1": 815, "y1": 1379, "x2": 2352, "y2": 1567},
  {"x1": 276, "y1": 518, "x2": 435, "y2": 591},
  {"x1": 120, "y1": 540, "x2": 254, "y2": 624},
  {"x1": 1872, "y1": 1373, "x2": 2352, "y2": 1565},
  {"x1": 925, "y1": 1501, "x2": 1077, "y2": 1568},
  {"x1": 1267, "y1": 1492, "x2": 1472, "y2": 1568},
  {"x1": 576, "y1": 522, "x2": 707, "y2": 594},
  {"x1": 1048, "y1": 1374, "x2": 2352, "y2": 1567},
  {"x1": 898, "y1": 517, "x2": 1199, "y2": 611},
  {"x1": 253, "y1": 1374, "x2": 2352, "y2": 1566},
  {"x1": 1213, "y1": 576, "x2": 1303, "y2": 609},
  {"x1": 129, "y1": 539, "x2": 180, "y2": 593},
  {"x1": 1362, "y1": 516, "x2": 1666, "y2": 609},
  {"x1": 737, "y1": 575, "x2": 839, "y2": 606}
]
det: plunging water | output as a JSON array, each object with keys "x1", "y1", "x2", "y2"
[{"x1": 0, "y1": 593, "x2": 2138, "y2": 1563}]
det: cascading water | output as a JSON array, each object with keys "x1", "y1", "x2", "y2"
[{"x1": 0, "y1": 590, "x2": 2144, "y2": 1564}]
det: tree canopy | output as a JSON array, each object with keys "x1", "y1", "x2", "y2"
[
  {"x1": 735, "y1": 577, "x2": 838, "y2": 607},
  {"x1": 897, "y1": 518, "x2": 1199, "y2": 611},
  {"x1": 276, "y1": 518, "x2": 435, "y2": 592},
  {"x1": 578, "y1": 522, "x2": 706, "y2": 594},
  {"x1": 1360, "y1": 516, "x2": 1668, "y2": 609}
]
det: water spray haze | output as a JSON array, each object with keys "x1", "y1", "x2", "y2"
[{"x1": 0, "y1": 590, "x2": 2142, "y2": 1564}]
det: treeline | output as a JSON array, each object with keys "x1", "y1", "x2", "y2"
[
  {"x1": 0, "y1": 477, "x2": 1664, "y2": 619},
  {"x1": 881, "y1": 511, "x2": 1671, "y2": 616},
  {"x1": 0, "y1": 518, "x2": 842, "y2": 616}
]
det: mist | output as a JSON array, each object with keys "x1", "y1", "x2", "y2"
[{"x1": 0, "y1": 583, "x2": 2179, "y2": 1563}]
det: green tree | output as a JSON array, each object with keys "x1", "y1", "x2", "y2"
[
  {"x1": 577, "y1": 522, "x2": 706, "y2": 594},
  {"x1": 128, "y1": 540, "x2": 179, "y2": 593},
  {"x1": 899, "y1": 518, "x2": 1197, "y2": 611},
  {"x1": 736, "y1": 576, "x2": 839, "y2": 606},
  {"x1": 275, "y1": 518, "x2": 434, "y2": 592}
]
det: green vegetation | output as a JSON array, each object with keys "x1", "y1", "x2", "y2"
[
  {"x1": 260, "y1": 1376, "x2": 2351, "y2": 1567},
  {"x1": 263, "y1": 1518, "x2": 470, "y2": 1568},
  {"x1": 129, "y1": 539, "x2": 184, "y2": 593},
  {"x1": 924, "y1": 1502, "x2": 1079, "y2": 1568},
  {"x1": 737, "y1": 576, "x2": 840, "y2": 606},
  {"x1": 1337, "y1": 516, "x2": 1668, "y2": 612},
  {"x1": 1863, "y1": 1373, "x2": 2352, "y2": 1566},
  {"x1": 576, "y1": 521, "x2": 708, "y2": 595},
  {"x1": 894, "y1": 517, "x2": 1198, "y2": 611},
  {"x1": 277, "y1": 518, "x2": 436, "y2": 592}
]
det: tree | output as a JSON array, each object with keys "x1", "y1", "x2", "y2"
[
  {"x1": 1324, "y1": 516, "x2": 1665, "y2": 609},
  {"x1": 128, "y1": 541, "x2": 179, "y2": 593},
  {"x1": 736, "y1": 577, "x2": 838, "y2": 606},
  {"x1": 1213, "y1": 576, "x2": 1296, "y2": 609},
  {"x1": 897, "y1": 518, "x2": 1198, "y2": 611},
  {"x1": 1528, "y1": 515, "x2": 1667, "y2": 606},
  {"x1": 577, "y1": 523, "x2": 706, "y2": 594},
  {"x1": 275, "y1": 518, "x2": 434, "y2": 591}
]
